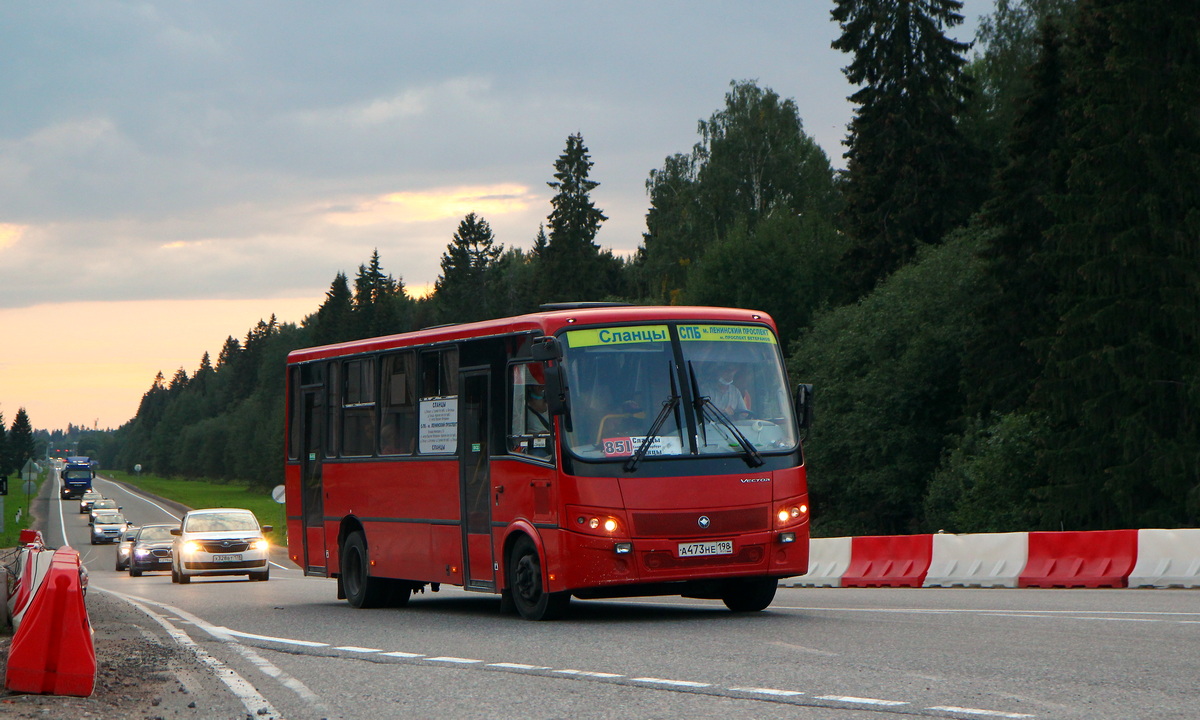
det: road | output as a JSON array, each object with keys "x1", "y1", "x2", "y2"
[{"x1": 38, "y1": 473, "x2": 1200, "y2": 720}]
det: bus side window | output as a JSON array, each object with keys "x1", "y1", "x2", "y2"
[
  {"x1": 380, "y1": 352, "x2": 416, "y2": 455},
  {"x1": 341, "y1": 357, "x2": 376, "y2": 457}
]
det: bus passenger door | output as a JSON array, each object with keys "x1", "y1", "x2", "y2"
[
  {"x1": 459, "y1": 370, "x2": 495, "y2": 591},
  {"x1": 300, "y1": 387, "x2": 327, "y2": 575}
]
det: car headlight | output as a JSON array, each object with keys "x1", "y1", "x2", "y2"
[
  {"x1": 252, "y1": 539, "x2": 269, "y2": 552},
  {"x1": 182, "y1": 541, "x2": 201, "y2": 554},
  {"x1": 134, "y1": 548, "x2": 150, "y2": 557}
]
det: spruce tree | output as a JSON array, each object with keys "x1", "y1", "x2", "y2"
[
  {"x1": 962, "y1": 18, "x2": 1069, "y2": 418},
  {"x1": 9, "y1": 408, "x2": 36, "y2": 469},
  {"x1": 435, "y1": 212, "x2": 502, "y2": 323},
  {"x1": 308, "y1": 272, "x2": 354, "y2": 346},
  {"x1": 1035, "y1": 0, "x2": 1200, "y2": 528},
  {"x1": 539, "y1": 133, "x2": 611, "y2": 303},
  {"x1": 832, "y1": 0, "x2": 983, "y2": 300},
  {"x1": 0, "y1": 411, "x2": 9, "y2": 477}
]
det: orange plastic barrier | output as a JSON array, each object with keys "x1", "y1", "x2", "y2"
[
  {"x1": 4, "y1": 547, "x2": 96, "y2": 697},
  {"x1": 841, "y1": 534, "x2": 933, "y2": 587},
  {"x1": 1019, "y1": 530, "x2": 1138, "y2": 588}
]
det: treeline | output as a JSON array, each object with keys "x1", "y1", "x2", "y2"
[{"x1": 108, "y1": 0, "x2": 1200, "y2": 535}]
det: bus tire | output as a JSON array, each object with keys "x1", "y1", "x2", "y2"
[
  {"x1": 341, "y1": 531, "x2": 388, "y2": 608},
  {"x1": 721, "y1": 577, "x2": 778, "y2": 612},
  {"x1": 508, "y1": 535, "x2": 569, "y2": 621}
]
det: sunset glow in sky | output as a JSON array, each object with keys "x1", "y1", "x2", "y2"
[{"x1": 0, "y1": 1, "x2": 985, "y2": 431}]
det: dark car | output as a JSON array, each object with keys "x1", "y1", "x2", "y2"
[{"x1": 128, "y1": 524, "x2": 177, "y2": 577}]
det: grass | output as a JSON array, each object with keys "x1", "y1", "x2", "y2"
[
  {"x1": 0, "y1": 472, "x2": 44, "y2": 548},
  {"x1": 104, "y1": 470, "x2": 288, "y2": 546}
]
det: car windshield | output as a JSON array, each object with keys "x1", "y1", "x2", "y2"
[
  {"x1": 185, "y1": 513, "x2": 259, "y2": 533},
  {"x1": 95, "y1": 513, "x2": 125, "y2": 525},
  {"x1": 93, "y1": 500, "x2": 116, "y2": 508},
  {"x1": 560, "y1": 323, "x2": 797, "y2": 462},
  {"x1": 138, "y1": 526, "x2": 175, "y2": 542}
]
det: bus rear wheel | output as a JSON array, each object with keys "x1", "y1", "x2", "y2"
[
  {"x1": 508, "y1": 536, "x2": 569, "y2": 621},
  {"x1": 721, "y1": 577, "x2": 778, "y2": 612},
  {"x1": 341, "y1": 531, "x2": 388, "y2": 608}
]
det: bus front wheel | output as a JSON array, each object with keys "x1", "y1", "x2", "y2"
[
  {"x1": 508, "y1": 536, "x2": 570, "y2": 621},
  {"x1": 721, "y1": 577, "x2": 778, "y2": 612},
  {"x1": 341, "y1": 531, "x2": 388, "y2": 608}
]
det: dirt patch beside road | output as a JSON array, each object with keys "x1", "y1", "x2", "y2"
[{"x1": 0, "y1": 582, "x2": 248, "y2": 720}]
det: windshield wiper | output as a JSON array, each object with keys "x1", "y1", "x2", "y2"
[
  {"x1": 624, "y1": 365, "x2": 681, "y2": 473},
  {"x1": 687, "y1": 361, "x2": 764, "y2": 468}
]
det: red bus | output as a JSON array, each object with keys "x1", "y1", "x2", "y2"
[{"x1": 284, "y1": 303, "x2": 812, "y2": 619}]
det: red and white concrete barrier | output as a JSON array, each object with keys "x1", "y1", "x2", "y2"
[{"x1": 788, "y1": 528, "x2": 1200, "y2": 589}]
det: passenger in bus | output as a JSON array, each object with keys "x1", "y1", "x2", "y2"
[{"x1": 711, "y1": 364, "x2": 750, "y2": 419}]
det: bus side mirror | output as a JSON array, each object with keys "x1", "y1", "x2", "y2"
[
  {"x1": 795, "y1": 384, "x2": 814, "y2": 431},
  {"x1": 530, "y1": 335, "x2": 562, "y2": 362},
  {"x1": 543, "y1": 364, "x2": 573, "y2": 432}
]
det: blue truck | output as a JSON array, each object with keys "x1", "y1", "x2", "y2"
[{"x1": 60, "y1": 456, "x2": 95, "y2": 500}]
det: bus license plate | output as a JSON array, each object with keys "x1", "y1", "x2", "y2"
[
  {"x1": 213, "y1": 553, "x2": 242, "y2": 563},
  {"x1": 677, "y1": 541, "x2": 733, "y2": 558}
]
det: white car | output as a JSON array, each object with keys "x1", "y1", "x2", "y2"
[{"x1": 170, "y1": 508, "x2": 272, "y2": 583}]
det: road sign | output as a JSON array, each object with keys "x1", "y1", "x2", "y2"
[
  {"x1": 23, "y1": 480, "x2": 37, "y2": 495},
  {"x1": 21, "y1": 458, "x2": 40, "y2": 482},
  {"x1": 271, "y1": 484, "x2": 286, "y2": 504}
]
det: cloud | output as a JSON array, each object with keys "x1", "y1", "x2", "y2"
[{"x1": 322, "y1": 184, "x2": 538, "y2": 226}]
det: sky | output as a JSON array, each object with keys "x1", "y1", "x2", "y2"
[{"x1": 0, "y1": 1, "x2": 991, "y2": 432}]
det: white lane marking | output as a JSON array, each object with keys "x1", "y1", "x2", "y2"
[
  {"x1": 928, "y1": 707, "x2": 1035, "y2": 718},
  {"x1": 816, "y1": 695, "x2": 908, "y2": 706},
  {"x1": 632, "y1": 677, "x2": 711, "y2": 688},
  {"x1": 104, "y1": 590, "x2": 278, "y2": 717},
  {"x1": 218, "y1": 627, "x2": 330, "y2": 647},
  {"x1": 55, "y1": 476, "x2": 71, "y2": 547},
  {"x1": 730, "y1": 687, "x2": 805, "y2": 697},
  {"x1": 104, "y1": 589, "x2": 327, "y2": 713},
  {"x1": 554, "y1": 669, "x2": 623, "y2": 678},
  {"x1": 146, "y1": 620, "x2": 1039, "y2": 718}
]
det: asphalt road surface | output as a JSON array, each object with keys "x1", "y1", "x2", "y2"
[{"x1": 7, "y1": 473, "x2": 1197, "y2": 720}]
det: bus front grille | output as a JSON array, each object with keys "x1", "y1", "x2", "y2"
[{"x1": 631, "y1": 507, "x2": 768, "y2": 537}]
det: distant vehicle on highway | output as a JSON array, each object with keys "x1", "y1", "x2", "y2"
[
  {"x1": 115, "y1": 526, "x2": 140, "y2": 571},
  {"x1": 60, "y1": 457, "x2": 95, "y2": 500},
  {"x1": 89, "y1": 498, "x2": 119, "y2": 524},
  {"x1": 91, "y1": 512, "x2": 129, "y2": 545},
  {"x1": 171, "y1": 508, "x2": 272, "y2": 584},
  {"x1": 128, "y1": 524, "x2": 176, "y2": 577},
  {"x1": 78, "y1": 490, "x2": 103, "y2": 514}
]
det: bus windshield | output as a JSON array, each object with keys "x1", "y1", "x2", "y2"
[{"x1": 561, "y1": 323, "x2": 797, "y2": 461}]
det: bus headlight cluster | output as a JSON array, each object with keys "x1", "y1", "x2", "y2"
[
  {"x1": 775, "y1": 503, "x2": 808, "y2": 526},
  {"x1": 568, "y1": 506, "x2": 626, "y2": 537}
]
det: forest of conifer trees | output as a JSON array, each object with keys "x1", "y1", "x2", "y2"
[{"x1": 100, "y1": 0, "x2": 1200, "y2": 536}]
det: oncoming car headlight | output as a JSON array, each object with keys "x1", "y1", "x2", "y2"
[
  {"x1": 252, "y1": 539, "x2": 269, "y2": 552},
  {"x1": 182, "y1": 541, "x2": 201, "y2": 554}
]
